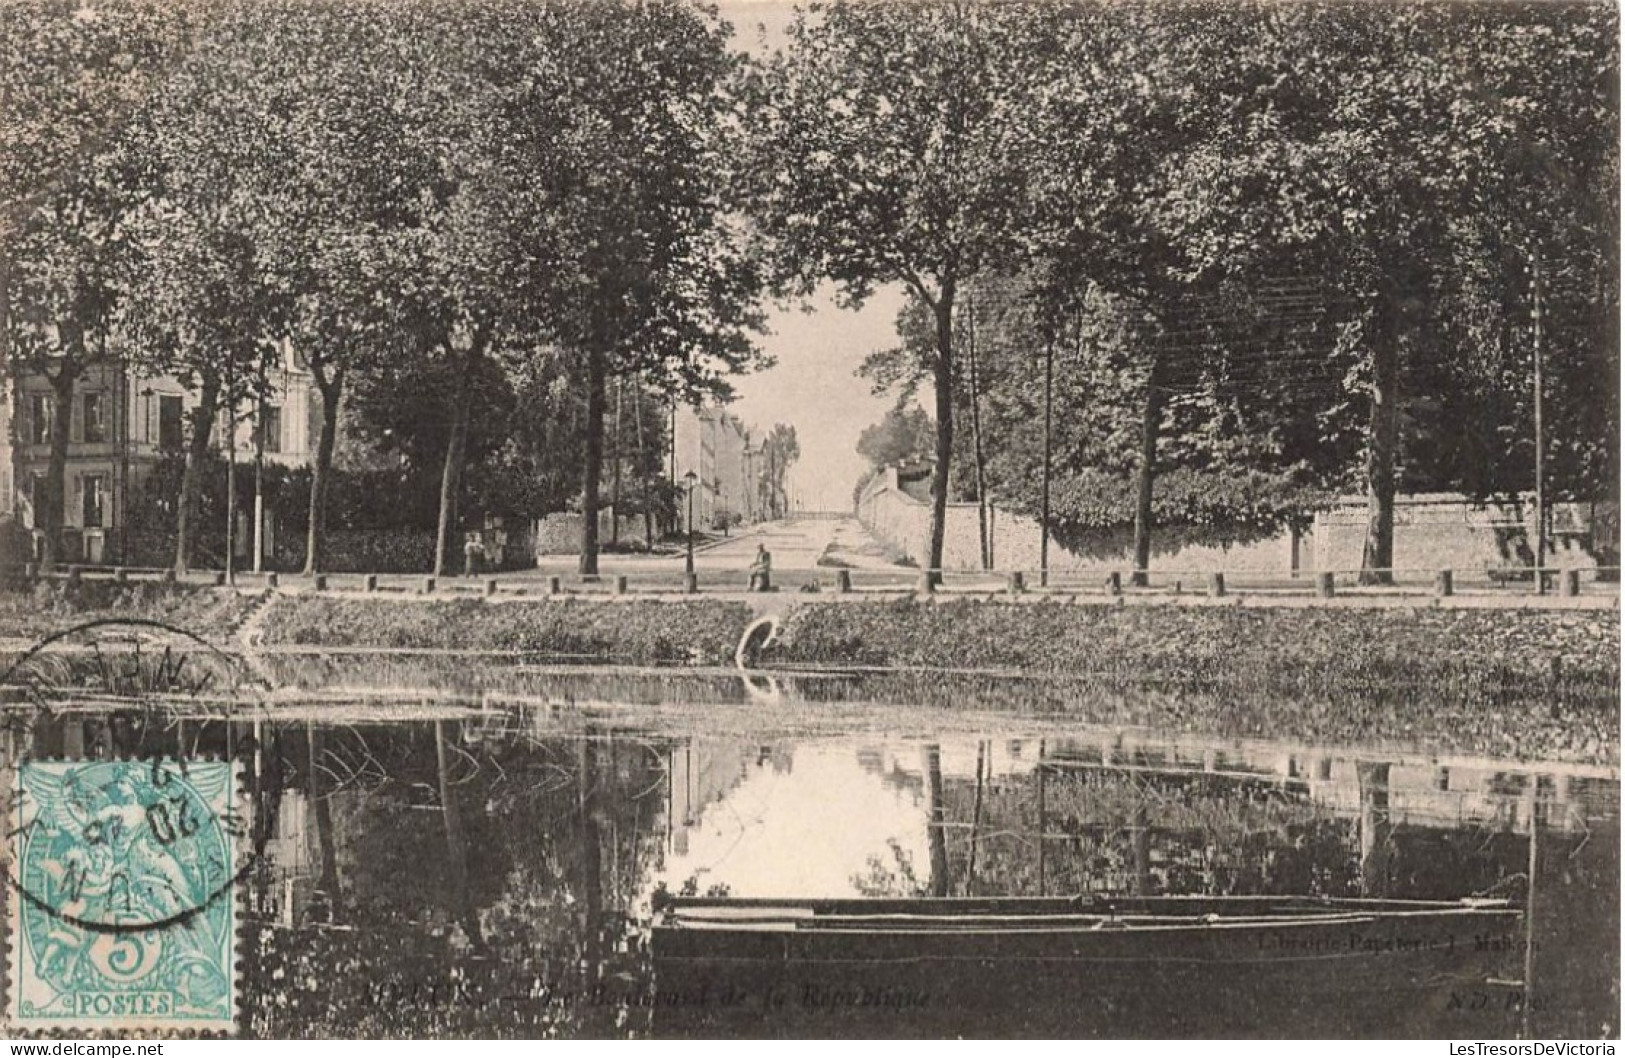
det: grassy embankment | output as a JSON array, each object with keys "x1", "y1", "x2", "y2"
[
  {"x1": 3, "y1": 588, "x2": 1615, "y2": 762},
  {"x1": 0, "y1": 581, "x2": 262, "y2": 639}
]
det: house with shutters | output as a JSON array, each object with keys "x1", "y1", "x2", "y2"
[{"x1": 3, "y1": 341, "x2": 320, "y2": 567}]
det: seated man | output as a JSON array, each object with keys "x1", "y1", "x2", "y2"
[{"x1": 748, "y1": 543, "x2": 772, "y2": 592}]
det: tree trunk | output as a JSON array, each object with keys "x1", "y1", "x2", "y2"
[
  {"x1": 1356, "y1": 761, "x2": 1393, "y2": 897},
  {"x1": 174, "y1": 370, "x2": 222, "y2": 575},
  {"x1": 1130, "y1": 353, "x2": 1164, "y2": 588},
  {"x1": 436, "y1": 719, "x2": 486, "y2": 953},
  {"x1": 307, "y1": 723, "x2": 342, "y2": 920},
  {"x1": 39, "y1": 368, "x2": 77, "y2": 572},
  {"x1": 1359, "y1": 287, "x2": 1401, "y2": 586},
  {"x1": 928, "y1": 287, "x2": 957, "y2": 585},
  {"x1": 966, "y1": 740, "x2": 985, "y2": 894},
  {"x1": 578, "y1": 730, "x2": 605, "y2": 966},
  {"x1": 634, "y1": 380, "x2": 653, "y2": 547},
  {"x1": 966, "y1": 296, "x2": 990, "y2": 570},
  {"x1": 303, "y1": 366, "x2": 343, "y2": 577},
  {"x1": 579, "y1": 346, "x2": 607, "y2": 575},
  {"x1": 610, "y1": 376, "x2": 623, "y2": 548},
  {"x1": 924, "y1": 743, "x2": 949, "y2": 898},
  {"x1": 433, "y1": 349, "x2": 475, "y2": 578}
]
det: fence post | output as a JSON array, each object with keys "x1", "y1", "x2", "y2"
[
  {"x1": 486, "y1": 578, "x2": 500, "y2": 597},
  {"x1": 835, "y1": 569, "x2": 852, "y2": 594},
  {"x1": 1560, "y1": 569, "x2": 1580, "y2": 597},
  {"x1": 114, "y1": 567, "x2": 128, "y2": 585},
  {"x1": 363, "y1": 574, "x2": 377, "y2": 593},
  {"x1": 1105, "y1": 572, "x2": 1122, "y2": 596},
  {"x1": 1008, "y1": 571, "x2": 1025, "y2": 595},
  {"x1": 313, "y1": 574, "x2": 327, "y2": 591},
  {"x1": 917, "y1": 570, "x2": 936, "y2": 595},
  {"x1": 548, "y1": 575, "x2": 562, "y2": 596},
  {"x1": 266, "y1": 572, "x2": 280, "y2": 589},
  {"x1": 1434, "y1": 570, "x2": 1453, "y2": 597},
  {"x1": 1207, "y1": 572, "x2": 1225, "y2": 598},
  {"x1": 1315, "y1": 571, "x2": 1335, "y2": 598},
  {"x1": 613, "y1": 575, "x2": 628, "y2": 595},
  {"x1": 423, "y1": 576, "x2": 436, "y2": 594}
]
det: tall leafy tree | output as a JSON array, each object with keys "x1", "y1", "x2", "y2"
[
  {"x1": 0, "y1": 0, "x2": 205, "y2": 569},
  {"x1": 520, "y1": 0, "x2": 765, "y2": 576},
  {"x1": 746, "y1": 0, "x2": 1042, "y2": 581}
]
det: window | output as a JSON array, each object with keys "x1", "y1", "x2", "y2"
[
  {"x1": 158, "y1": 395, "x2": 184, "y2": 451},
  {"x1": 27, "y1": 395, "x2": 52, "y2": 445},
  {"x1": 80, "y1": 475, "x2": 105, "y2": 529},
  {"x1": 81, "y1": 392, "x2": 105, "y2": 443},
  {"x1": 260, "y1": 405, "x2": 282, "y2": 454}
]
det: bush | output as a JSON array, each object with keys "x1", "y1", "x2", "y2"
[{"x1": 259, "y1": 596, "x2": 754, "y2": 666}]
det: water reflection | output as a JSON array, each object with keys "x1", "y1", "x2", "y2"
[{"x1": 0, "y1": 684, "x2": 1616, "y2": 1039}]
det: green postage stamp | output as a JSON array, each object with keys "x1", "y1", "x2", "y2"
[{"x1": 7, "y1": 759, "x2": 239, "y2": 1033}]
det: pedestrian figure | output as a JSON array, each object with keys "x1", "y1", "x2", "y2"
[
  {"x1": 464, "y1": 532, "x2": 484, "y2": 577},
  {"x1": 748, "y1": 543, "x2": 772, "y2": 592}
]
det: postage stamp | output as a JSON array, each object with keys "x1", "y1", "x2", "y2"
[{"x1": 7, "y1": 758, "x2": 239, "y2": 1033}]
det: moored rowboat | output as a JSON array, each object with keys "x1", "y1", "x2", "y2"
[{"x1": 651, "y1": 894, "x2": 1524, "y2": 1038}]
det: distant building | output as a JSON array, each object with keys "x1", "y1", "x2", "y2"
[
  {"x1": 5, "y1": 341, "x2": 321, "y2": 566},
  {"x1": 671, "y1": 403, "x2": 764, "y2": 531}
]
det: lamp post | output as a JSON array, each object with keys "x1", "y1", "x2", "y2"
[{"x1": 684, "y1": 469, "x2": 698, "y2": 577}]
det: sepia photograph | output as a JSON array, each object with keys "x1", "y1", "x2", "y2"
[{"x1": 0, "y1": 0, "x2": 1618, "y2": 1043}]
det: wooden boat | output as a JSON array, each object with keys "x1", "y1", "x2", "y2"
[{"x1": 651, "y1": 894, "x2": 1525, "y2": 1038}]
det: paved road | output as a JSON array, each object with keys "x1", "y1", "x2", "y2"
[{"x1": 528, "y1": 516, "x2": 908, "y2": 579}]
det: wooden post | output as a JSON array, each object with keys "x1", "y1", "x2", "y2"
[
  {"x1": 312, "y1": 573, "x2": 327, "y2": 591},
  {"x1": 613, "y1": 575, "x2": 628, "y2": 595},
  {"x1": 363, "y1": 574, "x2": 377, "y2": 592},
  {"x1": 835, "y1": 569, "x2": 852, "y2": 594},
  {"x1": 423, "y1": 576, "x2": 436, "y2": 594},
  {"x1": 1316, "y1": 571, "x2": 1335, "y2": 598},
  {"x1": 1206, "y1": 572, "x2": 1225, "y2": 598},
  {"x1": 1008, "y1": 571, "x2": 1025, "y2": 595},
  {"x1": 1105, "y1": 571, "x2": 1121, "y2": 596},
  {"x1": 266, "y1": 572, "x2": 280, "y2": 589},
  {"x1": 548, "y1": 575, "x2": 563, "y2": 595},
  {"x1": 1560, "y1": 569, "x2": 1580, "y2": 597},
  {"x1": 1435, "y1": 569, "x2": 1453, "y2": 597},
  {"x1": 486, "y1": 578, "x2": 499, "y2": 597}
]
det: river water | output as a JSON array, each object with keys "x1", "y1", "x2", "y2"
[{"x1": 0, "y1": 662, "x2": 1616, "y2": 1039}]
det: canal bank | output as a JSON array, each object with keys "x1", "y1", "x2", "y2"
[{"x1": 2, "y1": 583, "x2": 1615, "y2": 764}]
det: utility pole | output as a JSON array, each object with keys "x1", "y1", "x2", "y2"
[
  {"x1": 252, "y1": 357, "x2": 266, "y2": 575},
  {"x1": 1532, "y1": 249, "x2": 1546, "y2": 595},
  {"x1": 225, "y1": 359, "x2": 236, "y2": 586}
]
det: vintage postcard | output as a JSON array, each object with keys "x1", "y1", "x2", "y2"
[{"x1": 0, "y1": 0, "x2": 1616, "y2": 1043}]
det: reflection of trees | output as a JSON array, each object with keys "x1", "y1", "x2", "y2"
[
  {"x1": 236, "y1": 722, "x2": 670, "y2": 1038},
  {"x1": 936, "y1": 765, "x2": 1366, "y2": 898}
]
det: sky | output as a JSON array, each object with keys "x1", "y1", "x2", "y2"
[
  {"x1": 729, "y1": 286, "x2": 909, "y2": 512},
  {"x1": 713, "y1": 1, "x2": 912, "y2": 513}
]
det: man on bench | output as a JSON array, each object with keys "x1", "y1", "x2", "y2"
[{"x1": 748, "y1": 544, "x2": 772, "y2": 592}]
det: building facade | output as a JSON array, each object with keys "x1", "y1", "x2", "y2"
[
  {"x1": 6, "y1": 342, "x2": 320, "y2": 566},
  {"x1": 670, "y1": 403, "x2": 763, "y2": 532}
]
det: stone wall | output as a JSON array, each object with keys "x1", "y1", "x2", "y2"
[
  {"x1": 856, "y1": 471, "x2": 1612, "y2": 577},
  {"x1": 532, "y1": 511, "x2": 652, "y2": 555}
]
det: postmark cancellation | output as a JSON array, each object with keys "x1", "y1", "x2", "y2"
[{"x1": 6, "y1": 759, "x2": 240, "y2": 1034}]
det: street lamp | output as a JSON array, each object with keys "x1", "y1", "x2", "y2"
[{"x1": 683, "y1": 470, "x2": 698, "y2": 576}]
